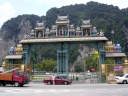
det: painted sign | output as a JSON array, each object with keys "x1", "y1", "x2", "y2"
[{"x1": 113, "y1": 65, "x2": 123, "y2": 71}]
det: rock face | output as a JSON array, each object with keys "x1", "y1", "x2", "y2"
[
  {"x1": 0, "y1": 1, "x2": 128, "y2": 61},
  {"x1": 18, "y1": 19, "x2": 32, "y2": 40},
  {"x1": 0, "y1": 15, "x2": 41, "y2": 61},
  {"x1": 0, "y1": 39, "x2": 8, "y2": 62},
  {"x1": 1, "y1": 15, "x2": 41, "y2": 41}
]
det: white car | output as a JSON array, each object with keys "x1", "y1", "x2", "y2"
[{"x1": 115, "y1": 74, "x2": 128, "y2": 84}]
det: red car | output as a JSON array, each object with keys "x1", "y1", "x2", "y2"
[{"x1": 43, "y1": 75, "x2": 72, "y2": 85}]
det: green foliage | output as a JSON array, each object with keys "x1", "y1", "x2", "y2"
[
  {"x1": 35, "y1": 58, "x2": 56, "y2": 72},
  {"x1": 74, "y1": 65, "x2": 83, "y2": 72},
  {"x1": 46, "y1": 1, "x2": 127, "y2": 49},
  {"x1": 104, "y1": 58, "x2": 115, "y2": 64},
  {"x1": 1, "y1": 1, "x2": 128, "y2": 69},
  {"x1": 30, "y1": 44, "x2": 57, "y2": 65},
  {"x1": 1, "y1": 1, "x2": 128, "y2": 48},
  {"x1": 85, "y1": 51, "x2": 99, "y2": 71},
  {"x1": 1, "y1": 15, "x2": 41, "y2": 41},
  {"x1": 69, "y1": 44, "x2": 79, "y2": 64}
]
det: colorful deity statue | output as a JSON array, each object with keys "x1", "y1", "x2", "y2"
[{"x1": 15, "y1": 44, "x2": 23, "y2": 55}]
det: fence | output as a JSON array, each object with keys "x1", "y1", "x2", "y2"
[{"x1": 31, "y1": 72, "x2": 100, "y2": 83}]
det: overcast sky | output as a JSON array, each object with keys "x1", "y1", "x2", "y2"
[{"x1": 0, "y1": 0, "x2": 127, "y2": 27}]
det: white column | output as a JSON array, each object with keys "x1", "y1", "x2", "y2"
[
  {"x1": 67, "y1": 24, "x2": 69, "y2": 37},
  {"x1": 56, "y1": 27, "x2": 58, "y2": 37},
  {"x1": 62, "y1": 27, "x2": 63, "y2": 37},
  {"x1": 81, "y1": 28, "x2": 83, "y2": 37}
]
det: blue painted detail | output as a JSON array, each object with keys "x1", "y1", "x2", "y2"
[{"x1": 57, "y1": 43, "x2": 68, "y2": 75}]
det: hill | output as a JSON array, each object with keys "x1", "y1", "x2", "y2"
[
  {"x1": 0, "y1": 1, "x2": 128, "y2": 63},
  {"x1": 46, "y1": 2, "x2": 126, "y2": 46}
]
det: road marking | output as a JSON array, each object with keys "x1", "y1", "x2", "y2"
[
  {"x1": 2, "y1": 89, "x2": 86, "y2": 94},
  {"x1": 34, "y1": 90, "x2": 46, "y2": 93},
  {"x1": 5, "y1": 89, "x2": 25, "y2": 93}
]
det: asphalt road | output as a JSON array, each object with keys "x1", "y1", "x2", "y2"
[{"x1": 0, "y1": 82, "x2": 127, "y2": 96}]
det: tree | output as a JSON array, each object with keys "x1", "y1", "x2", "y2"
[
  {"x1": 74, "y1": 65, "x2": 83, "y2": 72},
  {"x1": 85, "y1": 50, "x2": 99, "y2": 71},
  {"x1": 104, "y1": 58, "x2": 115, "y2": 64},
  {"x1": 35, "y1": 58, "x2": 56, "y2": 72}
]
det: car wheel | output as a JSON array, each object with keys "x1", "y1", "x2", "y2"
[
  {"x1": 2, "y1": 83, "x2": 6, "y2": 86},
  {"x1": 64, "y1": 82, "x2": 68, "y2": 85},
  {"x1": 47, "y1": 81, "x2": 51, "y2": 85},
  {"x1": 19, "y1": 84, "x2": 23, "y2": 87},
  {"x1": 14, "y1": 82, "x2": 19, "y2": 87},
  {"x1": 122, "y1": 80, "x2": 127, "y2": 84}
]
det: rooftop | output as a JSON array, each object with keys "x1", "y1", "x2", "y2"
[
  {"x1": 20, "y1": 37, "x2": 108, "y2": 44},
  {"x1": 5, "y1": 55, "x2": 22, "y2": 59},
  {"x1": 105, "y1": 52, "x2": 126, "y2": 57}
]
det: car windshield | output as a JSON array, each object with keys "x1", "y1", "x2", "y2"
[
  {"x1": 116, "y1": 74, "x2": 124, "y2": 77},
  {"x1": 56, "y1": 76, "x2": 67, "y2": 79}
]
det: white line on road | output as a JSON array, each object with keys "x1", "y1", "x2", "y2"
[{"x1": 2, "y1": 89, "x2": 85, "y2": 94}]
